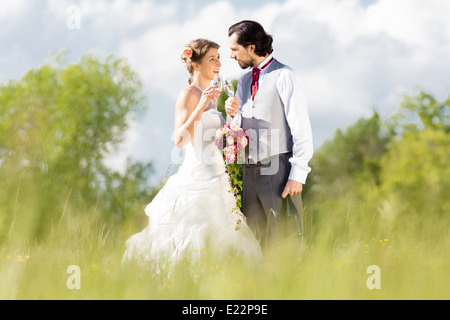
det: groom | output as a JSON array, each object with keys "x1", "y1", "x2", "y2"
[{"x1": 225, "y1": 20, "x2": 313, "y2": 246}]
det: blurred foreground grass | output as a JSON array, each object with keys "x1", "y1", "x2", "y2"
[{"x1": 1, "y1": 191, "x2": 449, "y2": 300}]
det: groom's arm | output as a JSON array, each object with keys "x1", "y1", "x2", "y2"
[{"x1": 278, "y1": 67, "x2": 314, "y2": 189}]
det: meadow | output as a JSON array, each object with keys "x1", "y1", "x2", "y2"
[{"x1": 1, "y1": 190, "x2": 449, "y2": 300}]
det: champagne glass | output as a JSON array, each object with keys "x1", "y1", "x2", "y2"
[
  {"x1": 223, "y1": 78, "x2": 235, "y2": 98},
  {"x1": 223, "y1": 77, "x2": 241, "y2": 116},
  {"x1": 210, "y1": 74, "x2": 223, "y2": 92}
]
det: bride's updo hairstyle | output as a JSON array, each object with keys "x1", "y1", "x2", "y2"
[
  {"x1": 228, "y1": 20, "x2": 273, "y2": 57},
  {"x1": 181, "y1": 38, "x2": 220, "y2": 84}
]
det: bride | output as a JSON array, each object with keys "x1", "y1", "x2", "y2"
[{"x1": 122, "y1": 39, "x2": 262, "y2": 270}]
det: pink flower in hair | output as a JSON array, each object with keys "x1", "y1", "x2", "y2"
[{"x1": 182, "y1": 48, "x2": 193, "y2": 59}]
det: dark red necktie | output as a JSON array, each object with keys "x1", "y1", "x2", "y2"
[{"x1": 251, "y1": 57, "x2": 274, "y2": 100}]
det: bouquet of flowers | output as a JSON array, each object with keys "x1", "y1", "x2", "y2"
[{"x1": 215, "y1": 124, "x2": 249, "y2": 210}]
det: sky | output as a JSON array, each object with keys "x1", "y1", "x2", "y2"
[{"x1": 1, "y1": 0, "x2": 449, "y2": 183}]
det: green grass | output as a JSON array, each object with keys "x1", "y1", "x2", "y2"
[{"x1": 1, "y1": 192, "x2": 449, "y2": 300}]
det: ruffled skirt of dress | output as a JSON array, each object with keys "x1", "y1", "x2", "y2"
[{"x1": 122, "y1": 147, "x2": 262, "y2": 271}]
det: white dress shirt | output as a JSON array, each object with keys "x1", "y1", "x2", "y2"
[{"x1": 227, "y1": 55, "x2": 314, "y2": 184}]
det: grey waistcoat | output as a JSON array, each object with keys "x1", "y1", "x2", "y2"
[{"x1": 240, "y1": 60, "x2": 293, "y2": 164}]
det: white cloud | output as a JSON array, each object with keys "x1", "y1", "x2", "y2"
[
  {"x1": 77, "y1": 0, "x2": 178, "y2": 30},
  {"x1": 0, "y1": 0, "x2": 28, "y2": 23},
  {"x1": 375, "y1": 0, "x2": 450, "y2": 47}
]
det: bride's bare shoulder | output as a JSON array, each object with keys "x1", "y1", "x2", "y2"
[{"x1": 176, "y1": 85, "x2": 201, "y2": 107}]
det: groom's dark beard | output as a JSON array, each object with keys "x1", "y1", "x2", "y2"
[
  {"x1": 238, "y1": 60, "x2": 251, "y2": 69},
  {"x1": 238, "y1": 57, "x2": 257, "y2": 70}
]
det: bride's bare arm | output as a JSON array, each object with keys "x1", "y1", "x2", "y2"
[{"x1": 174, "y1": 85, "x2": 220, "y2": 149}]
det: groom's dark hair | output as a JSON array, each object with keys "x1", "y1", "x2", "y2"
[{"x1": 228, "y1": 20, "x2": 273, "y2": 57}]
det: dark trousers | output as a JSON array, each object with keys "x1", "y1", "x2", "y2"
[{"x1": 242, "y1": 153, "x2": 303, "y2": 248}]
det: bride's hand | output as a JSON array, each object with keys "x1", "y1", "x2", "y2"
[{"x1": 199, "y1": 86, "x2": 221, "y2": 110}]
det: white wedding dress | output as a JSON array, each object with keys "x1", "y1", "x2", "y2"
[{"x1": 122, "y1": 95, "x2": 262, "y2": 270}]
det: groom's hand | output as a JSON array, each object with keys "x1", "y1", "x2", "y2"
[
  {"x1": 281, "y1": 179, "x2": 303, "y2": 199},
  {"x1": 225, "y1": 97, "x2": 240, "y2": 118}
]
